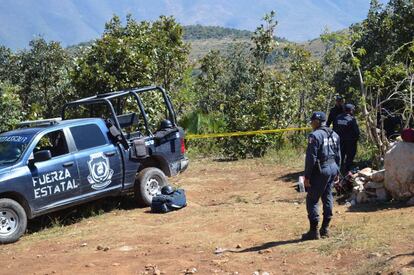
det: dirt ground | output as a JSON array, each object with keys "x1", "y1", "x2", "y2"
[{"x1": 0, "y1": 159, "x2": 413, "y2": 275}]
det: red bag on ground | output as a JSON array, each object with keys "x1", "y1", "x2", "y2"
[{"x1": 401, "y1": 128, "x2": 414, "y2": 142}]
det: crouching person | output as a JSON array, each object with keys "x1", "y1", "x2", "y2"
[{"x1": 302, "y1": 112, "x2": 341, "y2": 240}]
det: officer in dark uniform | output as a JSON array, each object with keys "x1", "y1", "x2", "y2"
[
  {"x1": 333, "y1": 104, "x2": 360, "y2": 172},
  {"x1": 326, "y1": 95, "x2": 345, "y2": 128},
  {"x1": 302, "y1": 111, "x2": 341, "y2": 240}
]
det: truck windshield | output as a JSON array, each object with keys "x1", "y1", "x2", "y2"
[{"x1": 0, "y1": 135, "x2": 32, "y2": 165}]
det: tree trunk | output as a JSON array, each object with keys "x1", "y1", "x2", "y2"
[{"x1": 348, "y1": 46, "x2": 388, "y2": 158}]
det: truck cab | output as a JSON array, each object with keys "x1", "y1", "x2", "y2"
[{"x1": 0, "y1": 86, "x2": 188, "y2": 244}]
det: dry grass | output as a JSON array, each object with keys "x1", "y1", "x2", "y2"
[{"x1": 0, "y1": 159, "x2": 412, "y2": 274}]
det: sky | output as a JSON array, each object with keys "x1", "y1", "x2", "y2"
[{"x1": 0, "y1": 0, "x2": 390, "y2": 48}]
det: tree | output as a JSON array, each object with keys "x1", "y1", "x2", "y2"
[
  {"x1": 0, "y1": 82, "x2": 23, "y2": 132},
  {"x1": 195, "y1": 50, "x2": 227, "y2": 114},
  {"x1": 17, "y1": 38, "x2": 73, "y2": 119},
  {"x1": 71, "y1": 15, "x2": 189, "y2": 98},
  {"x1": 323, "y1": 0, "x2": 414, "y2": 158},
  {"x1": 150, "y1": 16, "x2": 190, "y2": 92}
]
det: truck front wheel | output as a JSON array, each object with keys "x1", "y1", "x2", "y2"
[
  {"x1": 134, "y1": 167, "x2": 168, "y2": 207},
  {"x1": 0, "y1": 198, "x2": 27, "y2": 244}
]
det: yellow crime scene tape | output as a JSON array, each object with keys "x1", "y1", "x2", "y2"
[{"x1": 185, "y1": 127, "x2": 312, "y2": 140}]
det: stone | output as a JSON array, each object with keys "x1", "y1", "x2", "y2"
[
  {"x1": 354, "y1": 177, "x2": 366, "y2": 186},
  {"x1": 372, "y1": 170, "x2": 385, "y2": 182},
  {"x1": 353, "y1": 185, "x2": 363, "y2": 192},
  {"x1": 375, "y1": 188, "x2": 390, "y2": 201},
  {"x1": 184, "y1": 267, "x2": 197, "y2": 274},
  {"x1": 384, "y1": 142, "x2": 414, "y2": 199},
  {"x1": 258, "y1": 249, "x2": 272, "y2": 254},
  {"x1": 80, "y1": 243, "x2": 87, "y2": 247},
  {"x1": 368, "y1": 252, "x2": 382, "y2": 258},
  {"x1": 214, "y1": 248, "x2": 226, "y2": 254},
  {"x1": 118, "y1": 245, "x2": 134, "y2": 252},
  {"x1": 364, "y1": 181, "x2": 384, "y2": 189},
  {"x1": 358, "y1": 168, "x2": 373, "y2": 179}
]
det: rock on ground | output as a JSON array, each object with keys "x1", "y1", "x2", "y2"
[
  {"x1": 372, "y1": 170, "x2": 385, "y2": 182},
  {"x1": 384, "y1": 142, "x2": 414, "y2": 199}
]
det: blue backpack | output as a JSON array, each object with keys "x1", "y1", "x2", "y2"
[{"x1": 151, "y1": 189, "x2": 187, "y2": 213}]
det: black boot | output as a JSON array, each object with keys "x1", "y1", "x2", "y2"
[
  {"x1": 301, "y1": 221, "x2": 320, "y2": 241},
  {"x1": 320, "y1": 218, "x2": 331, "y2": 238}
]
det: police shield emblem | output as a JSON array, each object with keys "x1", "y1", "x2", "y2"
[{"x1": 87, "y1": 152, "x2": 114, "y2": 190}]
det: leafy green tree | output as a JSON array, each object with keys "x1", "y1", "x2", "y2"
[
  {"x1": 72, "y1": 15, "x2": 189, "y2": 98},
  {"x1": 195, "y1": 50, "x2": 227, "y2": 114},
  {"x1": 16, "y1": 38, "x2": 73, "y2": 119},
  {"x1": 0, "y1": 82, "x2": 23, "y2": 132},
  {"x1": 284, "y1": 44, "x2": 335, "y2": 124},
  {"x1": 150, "y1": 16, "x2": 190, "y2": 92}
]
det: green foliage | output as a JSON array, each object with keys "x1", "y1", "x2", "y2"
[
  {"x1": 0, "y1": 82, "x2": 23, "y2": 132},
  {"x1": 284, "y1": 44, "x2": 335, "y2": 124},
  {"x1": 0, "y1": 38, "x2": 73, "y2": 119},
  {"x1": 191, "y1": 12, "x2": 303, "y2": 158},
  {"x1": 0, "y1": 6, "x2": 412, "y2": 164},
  {"x1": 18, "y1": 38, "x2": 73, "y2": 118},
  {"x1": 71, "y1": 15, "x2": 189, "y2": 98}
]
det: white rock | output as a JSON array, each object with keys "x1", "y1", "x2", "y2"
[
  {"x1": 354, "y1": 177, "x2": 366, "y2": 186},
  {"x1": 358, "y1": 168, "x2": 373, "y2": 179},
  {"x1": 372, "y1": 170, "x2": 385, "y2": 182},
  {"x1": 384, "y1": 142, "x2": 414, "y2": 199}
]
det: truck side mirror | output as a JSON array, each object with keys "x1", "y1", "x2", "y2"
[{"x1": 33, "y1": 150, "x2": 52, "y2": 163}]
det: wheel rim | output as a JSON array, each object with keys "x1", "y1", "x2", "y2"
[
  {"x1": 0, "y1": 208, "x2": 19, "y2": 237},
  {"x1": 145, "y1": 176, "x2": 163, "y2": 198}
]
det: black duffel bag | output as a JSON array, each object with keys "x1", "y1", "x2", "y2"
[{"x1": 151, "y1": 186, "x2": 187, "y2": 213}]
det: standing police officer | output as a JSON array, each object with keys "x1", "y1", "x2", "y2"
[
  {"x1": 333, "y1": 104, "x2": 360, "y2": 172},
  {"x1": 326, "y1": 95, "x2": 345, "y2": 128},
  {"x1": 302, "y1": 111, "x2": 341, "y2": 240}
]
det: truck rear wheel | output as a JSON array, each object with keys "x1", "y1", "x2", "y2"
[
  {"x1": 134, "y1": 167, "x2": 168, "y2": 207},
  {"x1": 0, "y1": 198, "x2": 27, "y2": 244}
]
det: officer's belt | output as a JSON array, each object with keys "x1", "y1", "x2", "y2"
[{"x1": 319, "y1": 158, "x2": 336, "y2": 165}]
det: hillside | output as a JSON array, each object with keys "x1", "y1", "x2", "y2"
[{"x1": 65, "y1": 25, "x2": 295, "y2": 62}]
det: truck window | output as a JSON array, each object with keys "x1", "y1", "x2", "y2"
[
  {"x1": 70, "y1": 124, "x2": 107, "y2": 151},
  {"x1": 34, "y1": 130, "x2": 69, "y2": 158}
]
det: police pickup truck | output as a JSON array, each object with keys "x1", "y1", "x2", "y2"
[{"x1": 0, "y1": 86, "x2": 188, "y2": 243}]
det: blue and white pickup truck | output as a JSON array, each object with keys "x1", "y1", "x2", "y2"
[{"x1": 0, "y1": 86, "x2": 188, "y2": 243}]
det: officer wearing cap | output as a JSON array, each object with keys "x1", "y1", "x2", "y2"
[
  {"x1": 302, "y1": 111, "x2": 341, "y2": 240},
  {"x1": 333, "y1": 104, "x2": 360, "y2": 172},
  {"x1": 326, "y1": 95, "x2": 345, "y2": 128}
]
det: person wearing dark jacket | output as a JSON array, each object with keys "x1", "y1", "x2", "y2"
[
  {"x1": 333, "y1": 104, "x2": 360, "y2": 172},
  {"x1": 302, "y1": 111, "x2": 341, "y2": 240},
  {"x1": 326, "y1": 95, "x2": 345, "y2": 127}
]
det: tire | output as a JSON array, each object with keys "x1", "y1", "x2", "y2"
[
  {"x1": 0, "y1": 198, "x2": 27, "y2": 244},
  {"x1": 134, "y1": 167, "x2": 168, "y2": 207}
]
